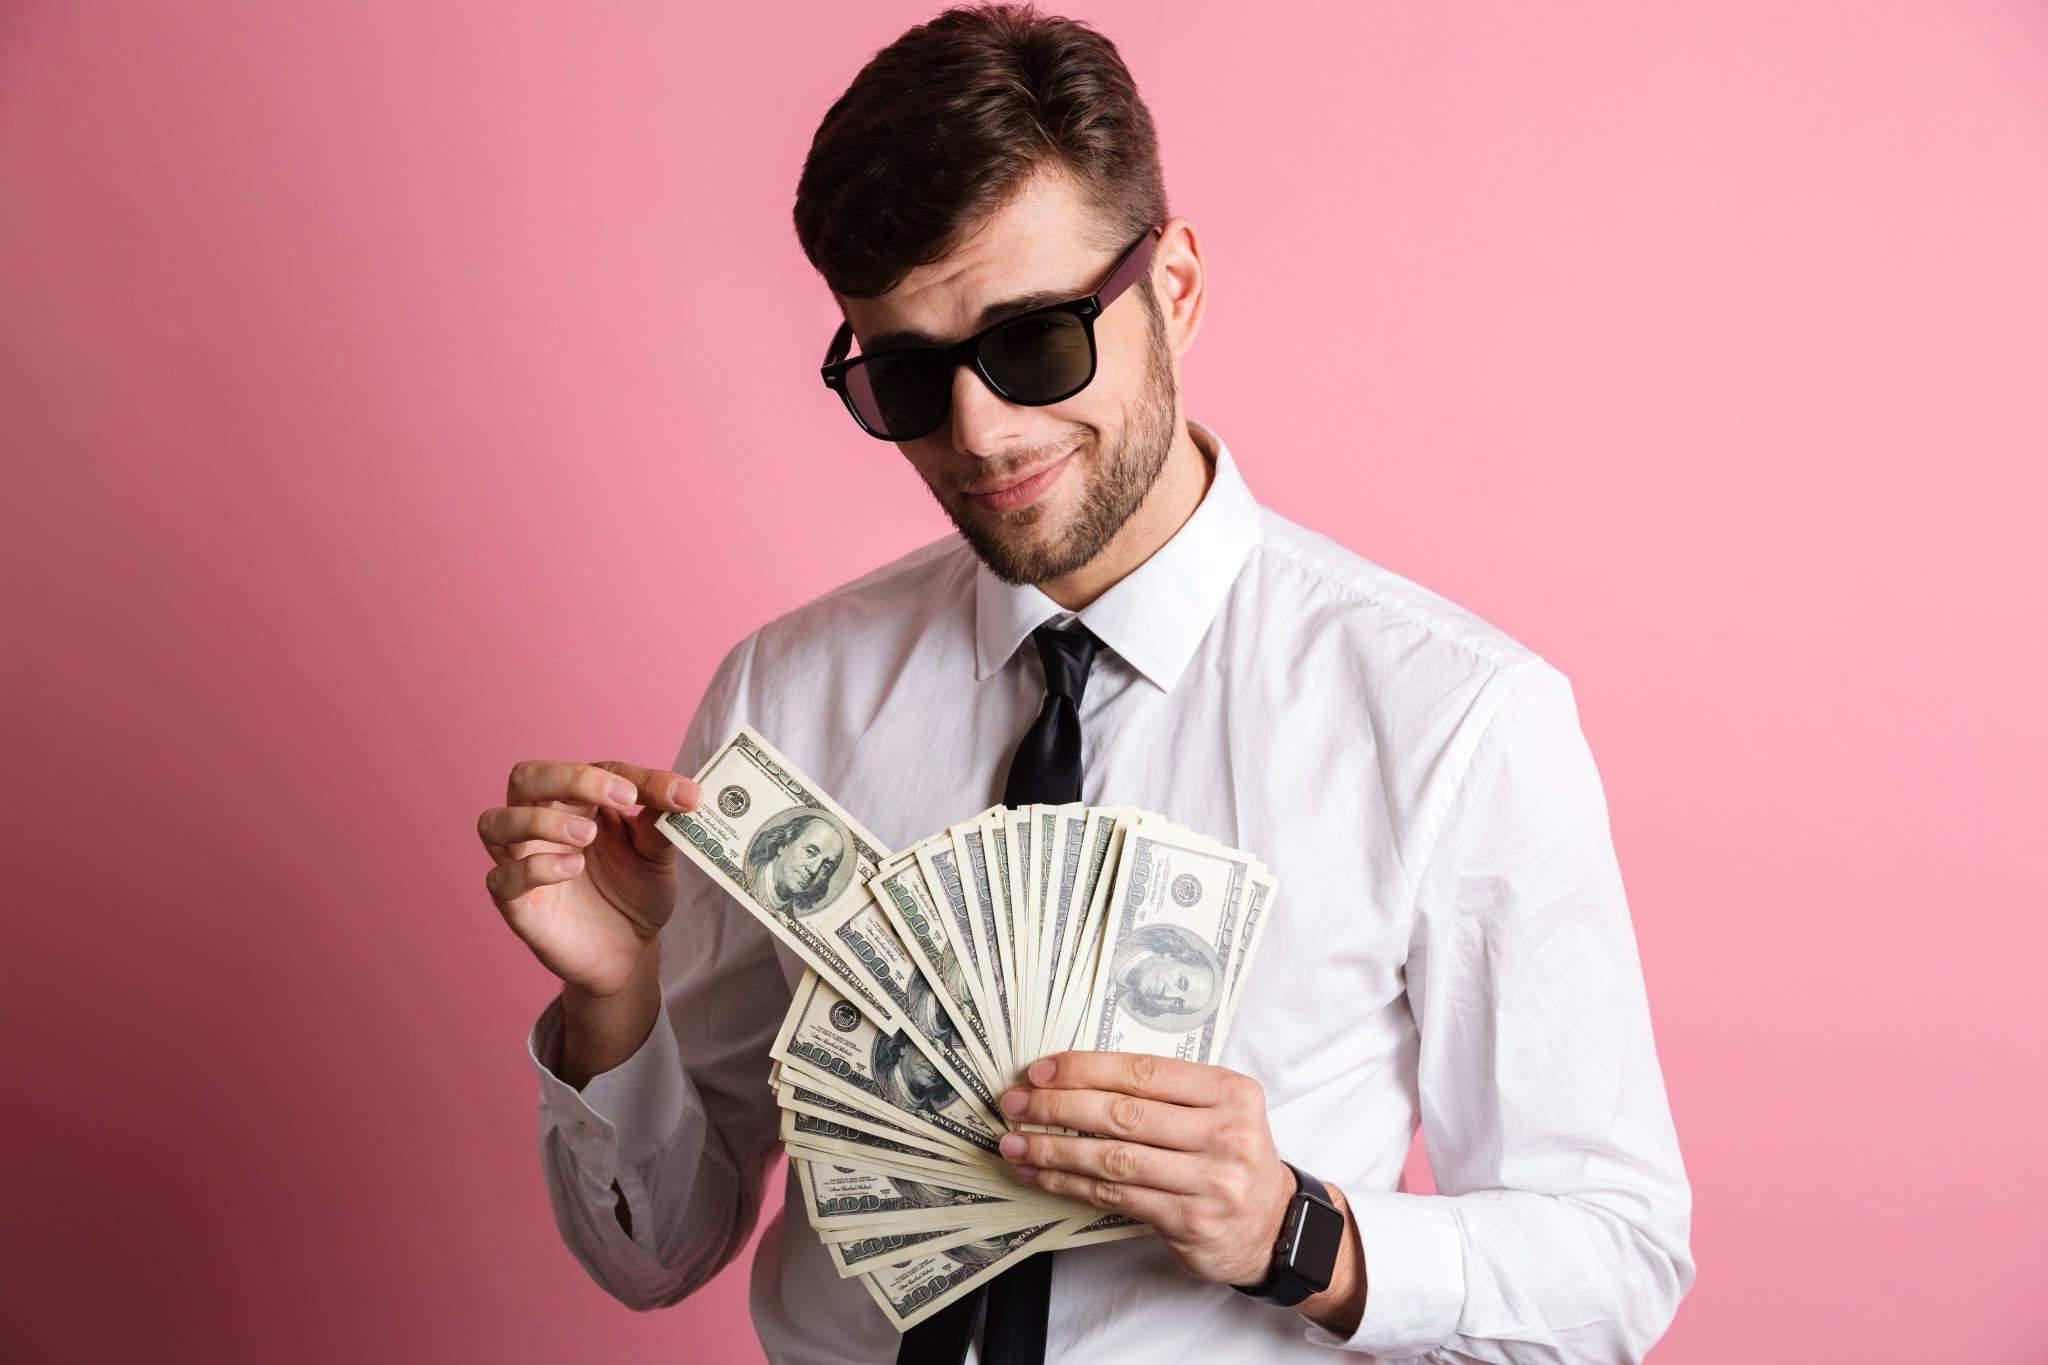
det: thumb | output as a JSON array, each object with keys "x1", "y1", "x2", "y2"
[{"x1": 627, "y1": 798, "x2": 688, "y2": 862}]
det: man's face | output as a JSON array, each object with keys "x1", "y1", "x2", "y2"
[
  {"x1": 774, "y1": 817, "x2": 843, "y2": 900},
  {"x1": 1132, "y1": 952, "x2": 1215, "y2": 1017},
  {"x1": 837, "y1": 173, "x2": 1185, "y2": 585}
]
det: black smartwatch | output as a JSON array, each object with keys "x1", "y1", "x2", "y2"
[{"x1": 1231, "y1": 1160, "x2": 1346, "y2": 1308}]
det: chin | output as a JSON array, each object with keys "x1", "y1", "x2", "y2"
[{"x1": 978, "y1": 521, "x2": 1074, "y2": 581}]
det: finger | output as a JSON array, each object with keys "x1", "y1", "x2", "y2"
[
  {"x1": 504, "y1": 759, "x2": 642, "y2": 813},
  {"x1": 999, "y1": 1085, "x2": 1211, "y2": 1150},
  {"x1": 484, "y1": 848, "x2": 586, "y2": 905},
  {"x1": 1026, "y1": 1051, "x2": 1251, "y2": 1109},
  {"x1": 624, "y1": 802, "x2": 686, "y2": 861},
  {"x1": 595, "y1": 759, "x2": 703, "y2": 814},
  {"x1": 1000, "y1": 1130, "x2": 1210, "y2": 1195},
  {"x1": 1009, "y1": 1161, "x2": 1188, "y2": 1228},
  {"x1": 505, "y1": 759, "x2": 699, "y2": 814},
  {"x1": 477, "y1": 805, "x2": 599, "y2": 863}
]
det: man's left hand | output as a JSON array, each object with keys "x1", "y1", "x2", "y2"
[{"x1": 997, "y1": 1051, "x2": 1297, "y2": 1286}]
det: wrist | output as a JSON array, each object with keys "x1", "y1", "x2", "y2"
[
  {"x1": 1231, "y1": 1161, "x2": 1346, "y2": 1308},
  {"x1": 1298, "y1": 1182, "x2": 1366, "y2": 1337},
  {"x1": 559, "y1": 937, "x2": 662, "y2": 1088},
  {"x1": 563, "y1": 932, "x2": 662, "y2": 1007},
  {"x1": 1237, "y1": 1156, "x2": 1297, "y2": 1283}
]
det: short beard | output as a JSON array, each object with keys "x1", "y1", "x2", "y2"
[{"x1": 934, "y1": 292, "x2": 1180, "y2": 587}]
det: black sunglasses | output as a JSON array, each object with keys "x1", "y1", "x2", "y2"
[{"x1": 821, "y1": 226, "x2": 1163, "y2": 442}]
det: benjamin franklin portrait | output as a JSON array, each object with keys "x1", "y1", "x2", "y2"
[
  {"x1": 885, "y1": 1173, "x2": 979, "y2": 1211},
  {"x1": 742, "y1": 807, "x2": 854, "y2": 916},
  {"x1": 871, "y1": 981, "x2": 961, "y2": 1119},
  {"x1": 939, "y1": 1232, "x2": 1014, "y2": 1275},
  {"x1": 1107, "y1": 923, "x2": 1222, "y2": 1030}
]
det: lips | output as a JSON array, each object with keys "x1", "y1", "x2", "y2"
[{"x1": 964, "y1": 454, "x2": 1072, "y2": 513}]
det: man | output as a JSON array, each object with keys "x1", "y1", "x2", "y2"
[{"x1": 475, "y1": 5, "x2": 1693, "y2": 1362}]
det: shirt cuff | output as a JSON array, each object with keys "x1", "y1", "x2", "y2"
[
  {"x1": 1303, "y1": 1186, "x2": 1465, "y2": 1357},
  {"x1": 527, "y1": 991, "x2": 692, "y2": 1192}
]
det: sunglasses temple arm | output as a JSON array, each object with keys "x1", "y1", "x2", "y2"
[
  {"x1": 823, "y1": 321, "x2": 854, "y2": 369},
  {"x1": 1096, "y1": 226, "x2": 1163, "y2": 309}
]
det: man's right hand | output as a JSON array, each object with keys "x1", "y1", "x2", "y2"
[{"x1": 477, "y1": 760, "x2": 702, "y2": 1000}]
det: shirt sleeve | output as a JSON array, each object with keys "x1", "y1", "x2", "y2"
[
  {"x1": 525, "y1": 633, "x2": 793, "y2": 1310},
  {"x1": 1306, "y1": 662, "x2": 1695, "y2": 1362}
]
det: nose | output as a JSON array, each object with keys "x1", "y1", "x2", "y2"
[{"x1": 947, "y1": 360, "x2": 1030, "y2": 459}]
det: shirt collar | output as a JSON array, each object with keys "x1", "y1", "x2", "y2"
[{"x1": 973, "y1": 419, "x2": 1261, "y2": 692}]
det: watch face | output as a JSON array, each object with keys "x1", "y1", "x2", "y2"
[{"x1": 1290, "y1": 1197, "x2": 1346, "y2": 1292}]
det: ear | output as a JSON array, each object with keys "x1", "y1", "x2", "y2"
[{"x1": 1151, "y1": 217, "x2": 1207, "y2": 359}]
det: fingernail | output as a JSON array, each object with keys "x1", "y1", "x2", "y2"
[
  {"x1": 606, "y1": 778, "x2": 636, "y2": 806},
  {"x1": 566, "y1": 817, "x2": 596, "y2": 844},
  {"x1": 561, "y1": 852, "x2": 585, "y2": 875},
  {"x1": 1000, "y1": 1134, "x2": 1027, "y2": 1160},
  {"x1": 1029, "y1": 1059, "x2": 1056, "y2": 1085},
  {"x1": 668, "y1": 780, "x2": 698, "y2": 810},
  {"x1": 1000, "y1": 1089, "x2": 1028, "y2": 1116},
  {"x1": 1015, "y1": 1165, "x2": 1038, "y2": 1180}
]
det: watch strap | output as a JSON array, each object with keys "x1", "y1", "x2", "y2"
[{"x1": 1231, "y1": 1160, "x2": 1342, "y2": 1308}]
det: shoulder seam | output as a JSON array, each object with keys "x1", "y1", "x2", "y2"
[
  {"x1": 1246, "y1": 528, "x2": 1535, "y2": 673},
  {"x1": 1401, "y1": 656, "x2": 1552, "y2": 910}
]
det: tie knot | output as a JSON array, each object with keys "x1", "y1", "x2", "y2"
[{"x1": 1032, "y1": 621, "x2": 1100, "y2": 705}]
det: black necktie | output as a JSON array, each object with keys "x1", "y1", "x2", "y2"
[
  {"x1": 1003, "y1": 622, "x2": 1100, "y2": 807},
  {"x1": 896, "y1": 621, "x2": 1101, "y2": 1365}
]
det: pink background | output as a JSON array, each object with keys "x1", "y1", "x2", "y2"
[{"x1": 5, "y1": 1, "x2": 2045, "y2": 1359}]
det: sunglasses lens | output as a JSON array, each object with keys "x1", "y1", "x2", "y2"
[
  {"x1": 846, "y1": 347, "x2": 952, "y2": 440},
  {"x1": 980, "y1": 311, "x2": 1093, "y2": 402},
  {"x1": 838, "y1": 309, "x2": 1096, "y2": 438}
]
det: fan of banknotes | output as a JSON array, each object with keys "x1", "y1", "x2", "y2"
[{"x1": 655, "y1": 726, "x2": 1280, "y2": 1330}]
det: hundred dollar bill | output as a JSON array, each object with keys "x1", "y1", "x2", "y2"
[
  {"x1": 912, "y1": 837, "x2": 985, "y2": 1005},
  {"x1": 1005, "y1": 805, "x2": 1037, "y2": 1055},
  {"x1": 777, "y1": 1079, "x2": 965, "y2": 1162},
  {"x1": 1074, "y1": 825, "x2": 1257, "y2": 1064},
  {"x1": 915, "y1": 833, "x2": 1013, "y2": 1082},
  {"x1": 868, "y1": 851, "x2": 1002, "y2": 1084},
  {"x1": 1042, "y1": 806, "x2": 1123, "y2": 1048},
  {"x1": 856, "y1": 1217, "x2": 1074, "y2": 1331},
  {"x1": 986, "y1": 812, "x2": 1027, "y2": 1063},
  {"x1": 948, "y1": 812, "x2": 1018, "y2": 1082},
  {"x1": 810, "y1": 889, "x2": 1000, "y2": 1116},
  {"x1": 793, "y1": 1157, "x2": 1064, "y2": 1235},
  {"x1": 827, "y1": 1224, "x2": 964, "y2": 1278},
  {"x1": 1030, "y1": 804, "x2": 1092, "y2": 1048},
  {"x1": 657, "y1": 725, "x2": 894, "y2": 1019},
  {"x1": 787, "y1": 1114, "x2": 1115, "y2": 1235},
  {"x1": 825, "y1": 1219, "x2": 1043, "y2": 1279},
  {"x1": 772, "y1": 971, "x2": 1005, "y2": 1150},
  {"x1": 1216, "y1": 871, "x2": 1279, "y2": 1045},
  {"x1": 774, "y1": 1082, "x2": 1061, "y2": 1212},
  {"x1": 1045, "y1": 810, "x2": 1140, "y2": 1057},
  {"x1": 1050, "y1": 1211, "x2": 1154, "y2": 1250},
  {"x1": 780, "y1": 1110, "x2": 1019, "y2": 1197},
  {"x1": 1022, "y1": 804, "x2": 1063, "y2": 1058},
  {"x1": 782, "y1": 1143, "x2": 1063, "y2": 1232},
  {"x1": 816, "y1": 1200, "x2": 1074, "y2": 1240}
]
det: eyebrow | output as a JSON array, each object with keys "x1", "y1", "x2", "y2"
[{"x1": 860, "y1": 286, "x2": 1080, "y2": 354}]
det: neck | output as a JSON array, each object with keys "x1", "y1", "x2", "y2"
[{"x1": 1038, "y1": 418, "x2": 1213, "y2": 611}]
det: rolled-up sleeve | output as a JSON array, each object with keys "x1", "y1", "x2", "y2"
[
  {"x1": 1308, "y1": 662, "x2": 1695, "y2": 1362},
  {"x1": 526, "y1": 634, "x2": 792, "y2": 1310}
]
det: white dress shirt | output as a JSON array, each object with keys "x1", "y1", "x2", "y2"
[{"x1": 525, "y1": 420, "x2": 1694, "y2": 1363}]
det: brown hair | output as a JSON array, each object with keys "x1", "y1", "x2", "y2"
[{"x1": 793, "y1": 3, "x2": 1168, "y2": 300}]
